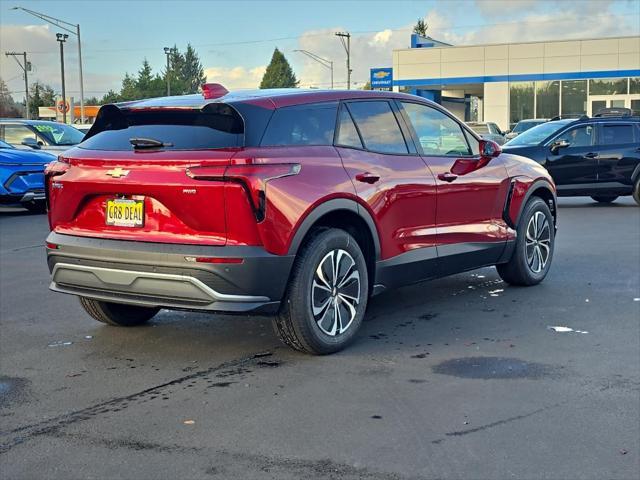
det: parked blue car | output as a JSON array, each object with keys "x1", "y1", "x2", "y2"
[{"x1": 0, "y1": 140, "x2": 55, "y2": 212}]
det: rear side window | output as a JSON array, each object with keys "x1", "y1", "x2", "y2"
[
  {"x1": 401, "y1": 102, "x2": 471, "y2": 156},
  {"x1": 600, "y1": 124, "x2": 635, "y2": 145},
  {"x1": 347, "y1": 101, "x2": 408, "y2": 154},
  {"x1": 81, "y1": 104, "x2": 243, "y2": 151},
  {"x1": 335, "y1": 107, "x2": 363, "y2": 148},
  {"x1": 260, "y1": 103, "x2": 337, "y2": 146}
]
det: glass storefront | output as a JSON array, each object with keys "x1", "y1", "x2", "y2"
[
  {"x1": 589, "y1": 78, "x2": 628, "y2": 95},
  {"x1": 509, "y1": 77, "x2": 639, "y2": 124},
  {"x1": 561, "y1": 80, "x2": 587, "y2": 116},
  {"x1": 509, "y1": 82, "x2": 534, "y2": 124},
  {"x1": 535, "y1": 81, "x2": 560, "y2": 119}
]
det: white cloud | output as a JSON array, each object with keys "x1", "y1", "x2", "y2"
[{"x1": 203, "y1": 65, "x2": 267, "y2": 90}]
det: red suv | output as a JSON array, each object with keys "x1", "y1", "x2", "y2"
[{"x1": 45, "y1": 86, "x2": 557, "y2": 354}]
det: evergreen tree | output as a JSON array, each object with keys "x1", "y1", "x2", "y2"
[
  {"x1": 181, "y1": 44, "x2": 207, "y2": 93},
  {"x1": 413, "y1": 18, "x2": 428, "y2": 37},
  {"x1": 0, "y1": 78, "x2": 23, "y2": 117},
  {"x1": 27, "y1": 81, "x2": 55, "y2": 118},
  {"x1": 260, "y1": 48, "x2": 298, "y2": 89}
]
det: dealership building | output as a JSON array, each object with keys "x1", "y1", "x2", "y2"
[{"x1": 391, "y1": 35, "x2": 640, "y2": 130}]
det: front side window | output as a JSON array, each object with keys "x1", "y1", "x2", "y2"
[
  {"x1": 3, "y1": 125, "x2": 38, "y2": 145},
  {"x1": 347, "y1": 101, "x2": 408, "y2": 154},
  {"x1": 335, "y1": 107, "x2": 362, "y2": 149},
  {"x1": 554, "y1": 125, "x2": 594, "y2": 148},
  {"x1": 600, "y1": 124, "x2": 635, "y2": 145},
  {"x1": 261, "y1": 103, "x2": 337, "y2": 146},
  {"x1": 401, "y1": 102, "x2": 471, "y2": 156}
]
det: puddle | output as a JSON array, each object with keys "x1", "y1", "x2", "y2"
[{"x1": 432, "y1": 357, "x2": 559, "y2": 380}]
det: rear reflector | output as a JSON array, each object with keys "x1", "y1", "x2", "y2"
[
  {"x1": 46, "y1": 242, "x2": 59, "y2": 250},
  {"x1": 184, "y1": 256, "x2": 244, "y2": 264}
]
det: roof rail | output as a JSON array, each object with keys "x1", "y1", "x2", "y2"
[
  {"x1": 550, "y1": 114, "x2": 589, "y2": 121},
  {"x1": 594, "y1": 107, "x2": 633, "y2": 117}
]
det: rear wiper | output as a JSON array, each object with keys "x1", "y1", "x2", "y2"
[{"x1": 129, "y1": 137, "x2": 173, "y2": 149}]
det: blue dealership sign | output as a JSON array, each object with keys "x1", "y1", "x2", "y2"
[{"x1": 370, "y1": 68, "x2": 393, "y2": 89}]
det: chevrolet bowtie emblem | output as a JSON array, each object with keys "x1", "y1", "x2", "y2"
[{"x1": 105, "y1": 167, "x2": 130, "y2": 178}]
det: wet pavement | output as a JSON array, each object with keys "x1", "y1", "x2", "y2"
[{"x1": 1, "y1": 197, "x2": 639, "y2": 479}]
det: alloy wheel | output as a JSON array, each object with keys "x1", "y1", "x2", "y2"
[
  {"x1": 525, "y1": 211, "x2": 551, "y2": 274},
  {"x1": 311, "y1": 249, "x2": 361, "y2": 336}
]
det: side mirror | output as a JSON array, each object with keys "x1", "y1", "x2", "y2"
[
  {"x1": 480, "y1": 139, "x2": 502, "y2": 158},
  {"x1": 550, "y1": 139, "x2": 570, "y2": 153},
  {"x1": 21, "y1": 137, "x2": 41, "y2": 150}
]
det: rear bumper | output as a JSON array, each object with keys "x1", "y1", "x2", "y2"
[{"x1": 46, "y1": 232, "x2": 295, "y2": 314}]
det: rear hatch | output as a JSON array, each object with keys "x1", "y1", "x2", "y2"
[{"x1": 47, "y1": 103, "x2": 244, "y2": 245}]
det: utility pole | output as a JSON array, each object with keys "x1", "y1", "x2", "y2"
[
  {"x1": 5, "y1": 51, "x2": 31, "y2": 119},
  {"x1": 11, "y1": 7, "x2": 85, "y2": 123},
  {"x1": 56, "y1": 33, "x2": 68, "y2": 124},
  {"x1": 294, "y1": 50, "x2": 334, "y2": 89},
  {"x1": 163, "y1": 47, "x2": 177, "y2": 96},
  {"x1": 335, "y1": 32, "x2": 351, "y2": 90}
]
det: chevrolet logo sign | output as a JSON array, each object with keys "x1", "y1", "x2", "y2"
[{"x1": 105, "y1": 167, "x2": 130, "y2": 178}]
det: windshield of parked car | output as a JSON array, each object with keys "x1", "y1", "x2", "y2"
[
  {"x1": 468, "y1": 124, "x2": 490, "y2": 134},
  {"x1": 512, "y1": 120, "x2": 544, "y2": 134},
  {"x1": 32, "y1": 123, "x2": 85, "y2": 146},
  {"x1": 505, "y1": 120, "x2": 573, "y2": 146}
]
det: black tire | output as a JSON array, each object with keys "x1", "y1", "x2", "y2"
[
  {"x1": 591, "y1": 195, "x2": 618, "y2": 204},
  {"x1": 272, "y1": 228, "x2": 369, "y2": 355},
  {"x1": 24, "y1": 201, "x2": 46, "y2": 214},
  {"x1": 497, "y1": 197, "x2": 554, "y2": 286},
  {"x1": 79, "y1": 297, "x2": 159, "y2": 326},
  {"x1": 633, "y1": 179, "x2": 640, "y2": 206}
]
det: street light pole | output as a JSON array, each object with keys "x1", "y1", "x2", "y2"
[
  {"x1": 5, "y1": 51, "x2": 31, "y2": 119},
  {"x1": 11, "y1": 6, "x2": 85, "y2": 123},
  {"x1": 293, "y1": 50, "x2": 334, "y2": 89},
  {"x1": 164, "y1": 47, "x2": 172, "y2": 96},
  {"x1": 335, "y1": 32, "x2": 351, "y2": 90},
  {"x1": 56, "y1": 33, "x2": 68, "y2": 124}
]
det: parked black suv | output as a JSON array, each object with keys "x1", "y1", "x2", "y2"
[{"x1": 503, "y1": 109, "x2": 640, "y2": 205}]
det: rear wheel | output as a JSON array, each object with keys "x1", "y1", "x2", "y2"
[
  {"x1": 591, "y1": 195, "x2": 618, "y2": 204},
  {"x1": 633, "y1": 179, "x2": 640, "y2": 206},
  {"x1": 497, "y1": 197, "x2": 554, "y2": 286},
  {"x1": 273, "y1": 228, "x2": 368, "y2": 355},
  {"x1": 79, "y1": 297, "x2": 159, "y2": 326}
]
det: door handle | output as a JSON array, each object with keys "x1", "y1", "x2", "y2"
[
  {"x1": 438, "y1": 172, "x2": 458, "y2": 182},
  {"x1": 355, "y1": 172, "x2": 380, "y2": 184},
  {"x1": 584, "y1": 152, "x2": 598, "y2": 158}
]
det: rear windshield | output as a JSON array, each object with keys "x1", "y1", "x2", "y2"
[
  {"x1": 80, "y1": 104, "x2": 244, "y2": 151},
  {"x1": 468, "y1": 124, "x2": 490, "y2": 134},
  {"x1": 512, "y1": 120, "x2": 545, "y2": 133}
]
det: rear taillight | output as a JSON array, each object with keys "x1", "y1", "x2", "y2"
[
  {"x1": 186, "y1": 163, "x2": 301, "y2": 221},
  {"x1": 44, "y1": 159, "x2": 71, "y2": 226}
]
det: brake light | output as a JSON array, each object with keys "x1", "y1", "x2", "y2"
[
  {"x1": 186, "y1": 163, "x2": 301, "y2": 221},
  {"x1": 202, "y1": 83, "x2": 229, "y2": 100}
]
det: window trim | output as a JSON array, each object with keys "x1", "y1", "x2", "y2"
[
  {"x1": 397, "y1": 99, "x2": 479, "y2": 158},
  {"x1": 336, "y1": 99, "x2": 413, "y2": 156}
]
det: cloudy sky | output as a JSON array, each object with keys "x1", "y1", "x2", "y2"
[{"x1": 1, "y1": 0, "x2": 639, "y2": 102}]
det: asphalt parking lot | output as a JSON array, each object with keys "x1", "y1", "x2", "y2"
[{"x1": 1, "y1": 197, "x2": 638, "y2": 480}]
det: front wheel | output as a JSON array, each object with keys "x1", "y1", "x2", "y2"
[
  {"x1": 79, "y1": 297, "x2": 159, "y2": 326},
  {"x1": 591, "y1": 195, "x2": 618, "y2": 204},
  {"x1": 497, "y1": 197, "x2": 555, "y2": 286},
  {"x1": 273, "y1": 228, "x2": 369, "y2": 355},
  {"x1": 633, "y1": 179, "x2": 640, "y2": 206}
]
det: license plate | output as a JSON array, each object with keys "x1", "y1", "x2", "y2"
[{"x1": 105, "y1": 198, "x2": 144, "y2": 227}]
